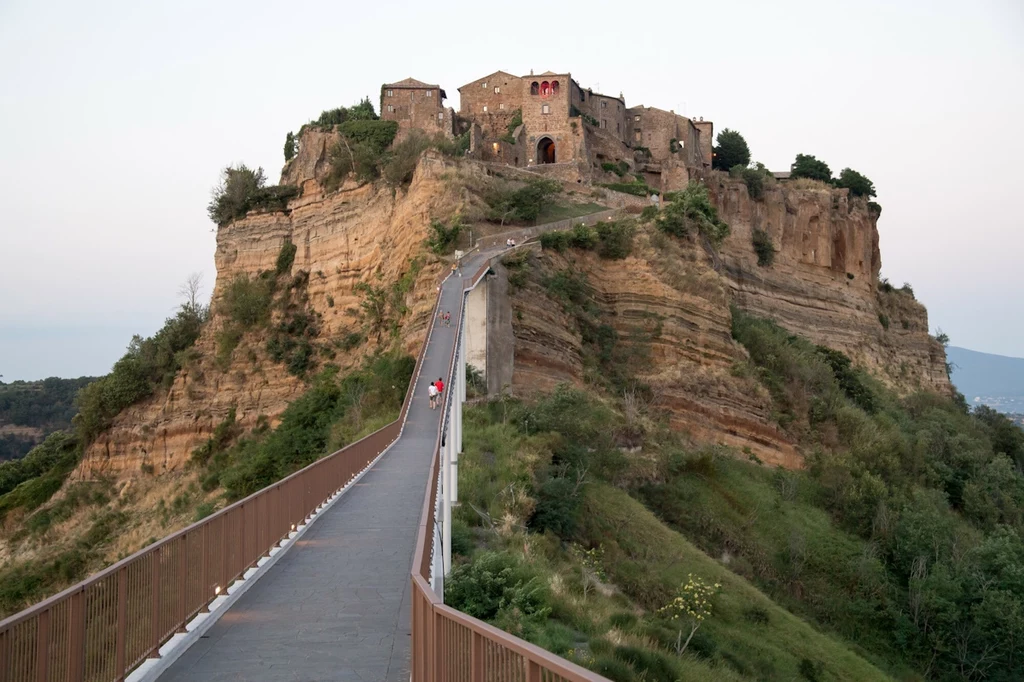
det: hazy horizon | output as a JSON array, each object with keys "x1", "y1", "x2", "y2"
[{"x1": 1, "y1": 0, "x2": 1022, "y2": 381}]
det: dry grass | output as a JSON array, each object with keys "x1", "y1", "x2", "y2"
[{"x1": 785, "y1": 177, "x2": 832, "y2": 192}]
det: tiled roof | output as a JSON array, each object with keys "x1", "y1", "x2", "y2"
[{"x1": 385, "y1": 77, "x2": 439, "y2": 89}]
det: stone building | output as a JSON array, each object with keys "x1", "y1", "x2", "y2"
[
  {"x1": 380, "y1": 78, "x2": 451, "y2": 141},
  {"x1": 383, "y1": 70, "x2": 714, "y2": 191}
]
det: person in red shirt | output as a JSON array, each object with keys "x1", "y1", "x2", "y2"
[{"x1": 434, "y1": 377, "x2": 444, "y2": 395}]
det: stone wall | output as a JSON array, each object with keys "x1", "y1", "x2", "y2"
[{"x1": 693, "y1": 120, "x2": 713, "y2": 168}]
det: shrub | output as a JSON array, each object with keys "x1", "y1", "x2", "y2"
[
  {"x1": 445, "y1": 551, "x2": 550, "y2": 624},
  {"x1": 222, "y1": 275, "x2": 272, "y2": 328},
  {"x1": 613, "y1": 646, "x2": 680, "y2": 681},
  {"x1": 712, "y1": 129, "x2": 751, "y2": 171},
  {"x1": 426, "y1": 215, "x2": 464, "y2": 255},
  {"x1": 529, "y1": 477, "x2": 581, "y2": 538},
  {"x1": 592, "y1": 656, "x2": 637, "y2": 682},
  {"x1": 878, "y1": 312, "x2": 890, "y2": 329},
  {"x1": 276, "y1": 241, "x2": 297, "y2": 275},
  {"x1": 656, "y1": 181, "x2": 730, "y2": 247},
  {"x1": 836, "y1": 168, "x2": 876, "y2": 198},
  {"x1": 383, "y1": 130, "x2": 432, "y2": 186},
  {"x1": 867, "y1": 201, "x2": 882, "y2": 216},
  {"x1": 75, "y1": 303, "x2": 206, "y2": 443},
  {"x1": 596, "y1": 221, "x2": 634, "y2": 259},
  {"x1": 309, "y1": 98, "x2": 378, "y2": 129},
  {"x1": 570, "y1": 223, "x2": 599, "y2": 249},
  {"x1": 752, "y1": 228, "x2": 775, "y2": 266},
  {"x1": 540, "y1": 231, "x2": 572, "y2": 252},
  {"x1": 207, "y1": 165, "x2": 297, "y2": 226},
  {"x1": 193, "y1": 501, "x2": 216, "y2": 521},
  {"x1": 601, "y1": 162, "x2": 626, "y2": 177},
  {"x1": 451, "y1": 518, "x2": 473, "y2": 557},
  {"x1": 608, "y1": 612, "x2": 638, "y2": 629},
  {"x1": 487, "y1": 178, "x2": 561, "y2": 225},
  {"x1": 640, "y1": 205, "x2": 658, "y2": 221},
  {"x1": 600, "y1": 182, "x2": 650, "y2": 197},
  {"x1": 337, "y1": 119, "x2": 398, "y2": 152},
  {"x1": 790, "y1": 154, "x2": 832, "y2": 183},
  {"x1": 731, "y1": 164, "x2": 769, "y2": 200},
  {"x1": 501, "y1": 109, "x2": 523, "y2": 144}
]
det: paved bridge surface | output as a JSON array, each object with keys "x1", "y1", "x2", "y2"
[{"x1": 160, "y1": 251, "x2": 491, "y2": 682}]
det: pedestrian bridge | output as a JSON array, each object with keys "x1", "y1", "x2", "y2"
[{"x1": 0, "y1": 212, "x2": 618, "y2": 682}]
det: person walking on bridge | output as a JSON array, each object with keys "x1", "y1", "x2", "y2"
[
  {"x1": 434, "y1": 377, "x2": 445, "y2": 397},
  {"x1": 427, "y1": 381, "x2": 439, "y2": 410}
]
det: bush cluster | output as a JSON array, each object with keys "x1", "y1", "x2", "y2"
[
  {"x1": 656, "y1": 181, "x2": 730, "y2": 247},
  {"x1": 196, "y1": 354, "x2": 414, "y2": 499},
  {"x1": 74, "y1": 303, "x2": 207, "y2": 443},
  {"x1": 426, "y1": 215, "x2": 464, "y2": 255},
  {"x1": 207, "y1": 165, "x2": 298, "y2": 226},
  {"x1": 751, "y1": 228, "x2": 775, "y2": 267},
  {"x1": 487, "y1": 178, "x2": 561, "y2": 225},
  {"x1": 539, "y1": 221, "x2": 634, "y2": 259}
]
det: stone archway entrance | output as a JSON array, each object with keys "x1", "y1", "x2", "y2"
[{"x1": 537, "y1": 137, "x2": 556, "y2": 164}]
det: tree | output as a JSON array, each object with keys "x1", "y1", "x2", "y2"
[
  {"x1": 178, "y1": 273, "x2": 209, "y2": 321},
  {"x1": 284, "y1": 132, "x2": 296, "y2": 162},
  {"x1": 658, "y1": 574, "x2": 721, "y2": 654},
  {"x1": 207, "y1": 165, "x2": 266, "y2": 225},
  {"x1": 836, "y1": 168, "x2": 876, "y2": 198},
  {"x1": 712, "y1": 129, "x2": 751, "y2": 171},
  {"x1": 790, "y1": 154, "x2": 832, "y2": 183}
]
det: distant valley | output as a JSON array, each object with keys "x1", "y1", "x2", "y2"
[{"x1": 948, "y1": 346, "x2": 1024, "y2": 420}]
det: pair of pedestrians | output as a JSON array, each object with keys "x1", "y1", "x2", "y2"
[
  {"x1": 438, "y1": 310, "x2": 451, "y2": 327},
  {"x1": 427, "y1": 377, "x2": 446, "y2": 410}
]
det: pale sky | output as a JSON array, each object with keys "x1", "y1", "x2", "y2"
[{"x1": 1, "y1": 0, "x2": 1022, "y2": 381}]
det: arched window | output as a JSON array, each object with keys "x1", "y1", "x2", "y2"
[
  {"x1": 530, "y1": 81, "x2": 539, "y2": 95},
  {"x1": 540, "y1": 81, "x2": 550, "y2": 97},
  {"x1": 551, "y1": 80, "x2": 560, "y2": 94}
]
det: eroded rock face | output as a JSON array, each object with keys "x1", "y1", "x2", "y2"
[
  {"x1": 508, "y1": 235, "x2": 800, "y2": 468},
  {"x1": 76, "y1": 152, "x2": 468, "y2": 478},
  {"x1": 507, "y1": 177, "x2": 950, "y2": 469},
  {"x1": 708, "y1": 176, "x2": 951, "y2": 395}
]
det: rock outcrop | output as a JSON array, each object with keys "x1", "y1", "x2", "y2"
[
  {"x1": 508, "y1": 233, "x2": 800, "y2": 468},
  {"x1": 709, "y1": 175, "x2": 951, "y2": 395},
  {"x1": 77, "y1": 151, "x2": 471, "y2": 477}
]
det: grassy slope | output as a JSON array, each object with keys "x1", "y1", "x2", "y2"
[
  {"x1": 456, "y1": 407, "x2": 891, "y2": 682},
  {"x1": 581, "y1": 482, "x2": 890, "y2": 681}
]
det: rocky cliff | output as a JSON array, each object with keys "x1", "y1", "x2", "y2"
[
  {"x1": 76, "y1": 150, "x2": 474, "y2": 477},
  {"x1": 708, "y1": 175, "x2": 951, "y2": 395},
  {"x1": 507, "y1": 232, "x2": 800, "y2": 468},
  {"x1": 505, "y1": 176, "x2": 949, "y2": 468}
]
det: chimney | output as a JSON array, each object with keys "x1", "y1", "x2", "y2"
[{"x1": 530, "y1": 69, "x2": 534, "y2": 76}]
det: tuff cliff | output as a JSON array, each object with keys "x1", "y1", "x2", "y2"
[
  {"x1": 76, "y1": 150, "x2": 473, "y2": 477},
  {"x1": 505, "y1": 175, "x2": 949, "y2": 467},
  {"x1": 709, "y1": 176, "x2": 950, "y2": 395}
]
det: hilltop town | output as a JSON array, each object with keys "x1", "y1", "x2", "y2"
[{"x1": 379, "y1": 70, "x2": 714, "y2": 192}]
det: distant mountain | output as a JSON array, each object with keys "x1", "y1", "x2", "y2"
[{"x1": 947, "y1": 346, "x2": 1024, "y2": 405}]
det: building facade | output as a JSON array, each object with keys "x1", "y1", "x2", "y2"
[
  {"x1": 380, "y1": 78, "x2": 450, "y2": 141},
  {"x1": 384, "y1": 70, "x2": 713, "y2": 191}
]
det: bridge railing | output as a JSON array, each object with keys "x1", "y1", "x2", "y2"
[
  {"x1": 0, "y1": 274, "x2": 446, "y2": 682},
  {"x1": 409, "y1": 256, "x2": 606, "y2": 682}
]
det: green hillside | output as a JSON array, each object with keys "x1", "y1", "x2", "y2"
[{"x1": 447, "y1": 309, "x2": 1024, "y2": 682}]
